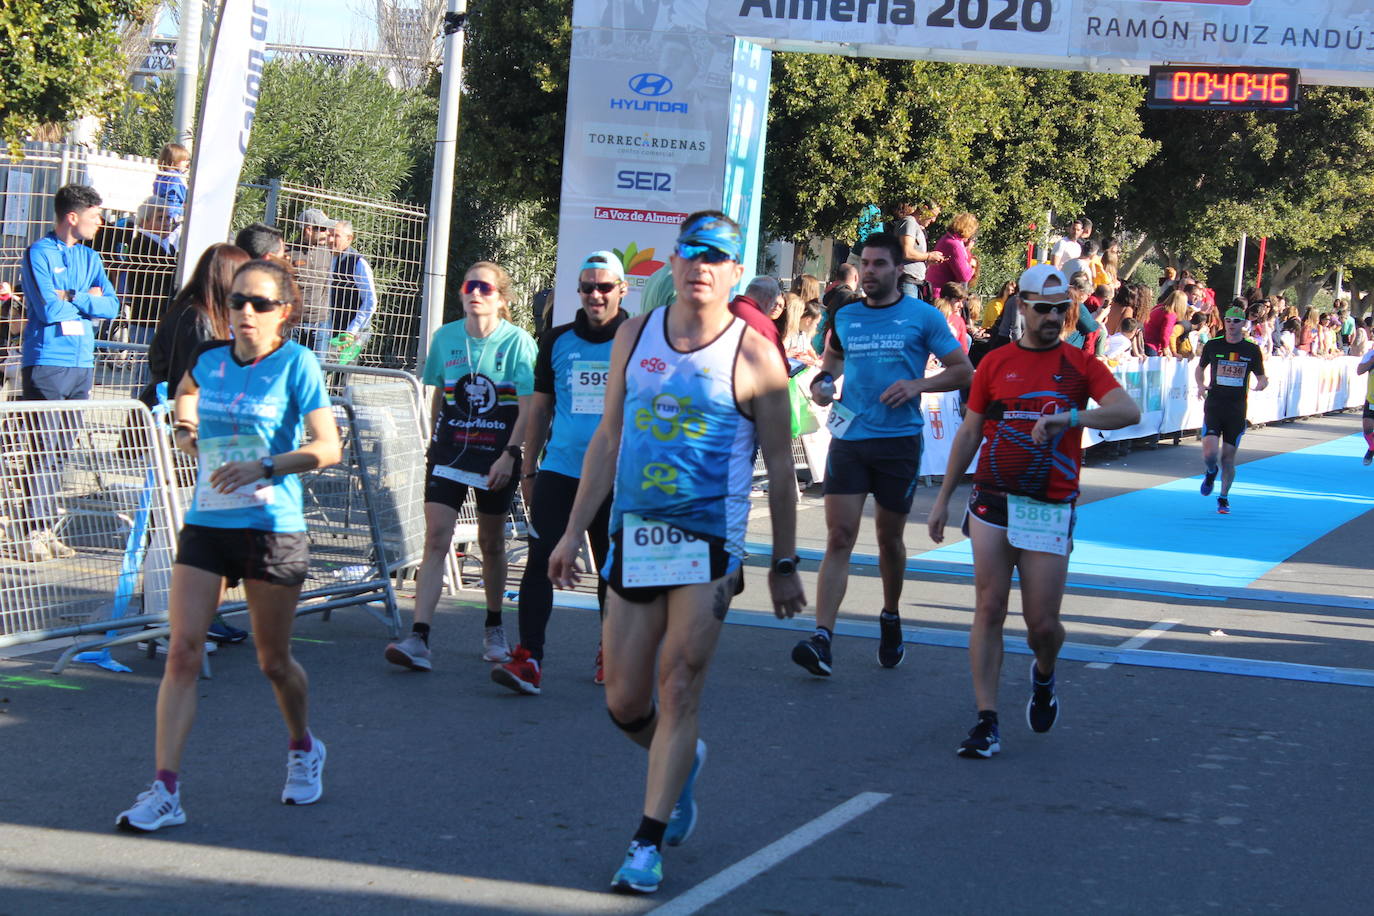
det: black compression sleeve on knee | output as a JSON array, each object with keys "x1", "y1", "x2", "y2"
[{"x1": 608, "y1": 702, "x2": 657, "y2": 734}]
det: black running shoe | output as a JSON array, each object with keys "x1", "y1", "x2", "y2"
[
  {"x1": 1200, "y1": 468, "x2": 1217, "y2": 496},
  {"x1": 876, "y1": 612, "x2": 905, "y2": 668},
  {"x1": 1026, "y1": 660, "x2": 1059, "y2": 733},
  {"x1": 1364, "y1": 450, "x2": 1373, "y2": 467},
  {"x1": 1217, "y1": 496, "x2": 1230, "y2": 515},
  {"x1": 791, "y1": 634, "x2": 833, "y2": 677},
  {"x1": 957, "y1": 717, "x2": 1001, "y2": 758}
]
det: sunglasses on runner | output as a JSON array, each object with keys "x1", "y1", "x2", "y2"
[
  {"x1": 228, "y1": 293, "x2": 286, "y2": 312},
  {"x1": 463, "y1": 279, "x2": 495, "y2": 296},
  {"x1": 1224, "y1": 317, "x2": 1245, "y2": 323},
  {"x1": 578, "y1": 281, "x2": 619, "y2": 295},
  {"x1": 674, "y1": 242, "x2": 735, "y2": 264},
  {"x1": 1029, "y1": 301, "x2": 1070, "y2": 315}
]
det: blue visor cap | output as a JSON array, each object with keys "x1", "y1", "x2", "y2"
[{"x1": 674, "y1": 215, "x2": 743, "y2": 264}]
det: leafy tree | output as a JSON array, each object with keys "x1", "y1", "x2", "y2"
[
  {"x1": 458, "y1": 0, "x2": 572, "y2": 228},
  {"x1": 246, "y1": 60, "x2": 437, "y2": 202},
  {"x1": 101, "y1": 77, "x2": 177, "y2": 158},
  {"x1": 764, "y1": 55, "x2": 1156, "y2": 286},
  {"x1": 1, "y1": 0, "x2": 157, "y2": 154},
  {"x1": 1121, "y1": 86, "x2": 1374, "y2": 308}
]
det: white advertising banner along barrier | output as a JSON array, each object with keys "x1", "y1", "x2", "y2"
[
  {"x1": 914, "y1": 356, "x2": 1365, "y2": 474},
  {"x1": 554, "y1": 28, "x2": 749, "y2": 322},
  {"x1": 178, "y1": 0, "x2": 270, "y2": 285},
  {"x1": 571, "y1": 0, "x2": 1374, "y2": 86}
]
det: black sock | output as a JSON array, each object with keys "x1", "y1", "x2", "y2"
[
  {"x1": 1033, "y1": 664, "x2": 1055, "y2": 685},
  {"x1": 978, "y1": 709, "x2": 998, "y2": 723},
  {"x1": 814, "y1": 626, "x2": 832, "y2": 642},
  {"x1": 484, "y1": 611, "x2": 502, "y2": 628},
  {"x1": 412, "y1": 622, "x2": 430, "y2": 645},
  {"x1": 633, "y1": 816, "x2": 667, "y2": 849},
  {"x1": 880, "y1": 609, "x2": 899, "y2": 621}
]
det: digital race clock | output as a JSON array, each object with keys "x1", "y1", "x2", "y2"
[{"x1": 1146, "y1": 65, "x2": 1301, "y2": 112}]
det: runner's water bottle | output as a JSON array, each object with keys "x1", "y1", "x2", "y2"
[{"x1": 814, "y1": 372, "x2": 835, "y2": 401}]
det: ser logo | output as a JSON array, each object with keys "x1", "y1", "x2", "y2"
[
  {"x1": 616, "y1": 169, "x2": 673, "y2": 193},
  {"x1": 611, "y1": 72, "x2": 688, "y2": 115}
]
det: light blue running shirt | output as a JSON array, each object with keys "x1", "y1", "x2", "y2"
[
  {"x1": 185, "y1": 340, "x2": 332, "y2": 532},
  {"x1": 829, "y1": 294, "x2": 959, "y2": 440}
]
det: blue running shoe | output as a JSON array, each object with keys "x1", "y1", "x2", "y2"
[
  {"x1": 1200, "y1": 468, "x2": 1217, "y2": 496},
  {"x1": 611, "y1": 841, "x2": 663, "y2": 894},
  {"x1": 665, "y1": 739, "x2": 706, "y2": 846},
  {"x1": 957, "y1": 716, "x2": 1001, "y2": 759},
  {"x1": 877, "y1": 612, "x2": 905, "y2": 668},
  {"x1": 791, "y1": 633, "x2": 832, "y2": 677}
]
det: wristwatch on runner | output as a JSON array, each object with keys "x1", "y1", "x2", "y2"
[
  {"x1": 260, "y1": 456, "x2": 275, "y2": 480},
  {"x1": 772, "y1": 556, "x2": 800, "y2": 576},
  {"x1": 505, "y1": 445, "x2": 521, "y2": 461}
]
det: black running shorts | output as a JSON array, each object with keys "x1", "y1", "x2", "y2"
[
  {"x1": 1201, "y1": 406, "x2": 1246, "y2": 447},
  {"x1": 425, "y1": 457, "x2": 520, "y2": 517},
  {"x1": 602, "y1": 529, "x2": 743, "y2": 605},
  {"x1": 822, "y1": 434, "x2": 922, "y2": 514},
  {"x1": 961, "y1": 485, "x2": 1077, "y2": 542},
  {"x1": 176, "y1": 524, "x2": 309, "y2": 588}
]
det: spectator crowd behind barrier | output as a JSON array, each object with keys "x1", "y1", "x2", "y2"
[
  {"x1": 1, "y1": 144, "x2": 428, "y2": 381},
  {"x1": 918, "y1": 355, "x2": 1367, "y2": 476}
]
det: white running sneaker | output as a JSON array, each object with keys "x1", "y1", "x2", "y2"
[
  {"x1": 384, "y1": 634, "x2": 432, "y2": 671},
  {"x1": 281, "y1": 738, "x2": 327, "y2": 805},
  {"x1": 116, "y1": 780, "x2": 186, "y2": 832},
  {"x1": 482, "y1": 625, "x2": 511, "y2": 662}
]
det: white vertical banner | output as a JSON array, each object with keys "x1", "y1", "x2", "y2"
[
  {"x1": 177, "y1": 0, "x2": 270, "y2": 286},
  {"x1": 553, "y1": 25, "x2": 770, "y2": 324}
]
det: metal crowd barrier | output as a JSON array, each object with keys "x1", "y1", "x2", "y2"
[
  {"x1": 0, "y1": 388, "x2": 410, "y2": 669},
  {"x1": 0, "y1": 399, "x2": 179, "y2": 652}
]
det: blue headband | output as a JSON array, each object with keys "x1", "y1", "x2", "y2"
[{"x1": 675, "y1": 215, "x2": 743, "y2": 263}]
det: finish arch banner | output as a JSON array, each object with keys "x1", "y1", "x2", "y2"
[
  {"x1": 556, "y1": 1, "x2": 1374, "y2": 320},
  {"x1": 572, "y1": 1, "x2": 1374, "y2": 86}
]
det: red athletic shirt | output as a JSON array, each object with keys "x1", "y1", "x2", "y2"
[{"x1": 966, "y1": 341, "x2": 1123, "y2": 502}]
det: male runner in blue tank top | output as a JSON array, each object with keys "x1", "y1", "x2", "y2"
[
  {"x1": 492, "y1": 250, "x2": 629, "y2": 694},
  {"x1": 794, "y1": 231, "x2": 973, "y2": 677},
  {"x1": 548, "y1": 212, "x2": 807, "y2": 896}
]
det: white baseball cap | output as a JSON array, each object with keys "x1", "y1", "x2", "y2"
[{"x1": 1018, "y1": 264, "x2": 1071, "y2": 303}]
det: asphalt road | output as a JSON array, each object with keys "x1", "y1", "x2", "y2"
[{"x1": 1, "y1": 412, "x2": 1369, "y2": 914}]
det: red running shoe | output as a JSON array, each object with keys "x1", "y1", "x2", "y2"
[
  {"x1": 1217, "y1": 496, "x2": 1230, "y2": 515},
  {"x1": 491, "y1": 644, "x2": 541, "y2": 695},
  {"x1": 593, "y1": 643, "x2": 605, "y2": 686}
]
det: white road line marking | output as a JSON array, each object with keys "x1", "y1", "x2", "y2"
[
  {"x1": 1086, "y1": 619, "x2": 1181, "y2": 670},
  {"x1": 651, "y1": 791, "x2": 890, "y2": 916}
]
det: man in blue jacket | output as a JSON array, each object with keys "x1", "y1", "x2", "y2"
[{"x1": 17, "y1": 184, "x2": 120, "y2": 561}]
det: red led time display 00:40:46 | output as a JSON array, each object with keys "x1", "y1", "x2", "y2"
[{"x1": 1146, "y1": 65, "x2": 1301, "y2": 111}]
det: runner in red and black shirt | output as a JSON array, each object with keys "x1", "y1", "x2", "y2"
[
  {"x1": 1194, "y1": 303, "x2": 1268, "y2": 515},
  {"x1": 928, "y1": 264, "x2": 1139, "y2": 760}
]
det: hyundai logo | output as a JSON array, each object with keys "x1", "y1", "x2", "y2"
[{"x1": 629, "y1": 73, "x2": 674, "y2": 97}]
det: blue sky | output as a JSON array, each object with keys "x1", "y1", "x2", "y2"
[{"x1": 155, "y1": 0, "x2": 377, "y2": 50}]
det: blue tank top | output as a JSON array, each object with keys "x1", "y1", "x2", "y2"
[{"x1": 610, "y1": 306, "x2": 754, "y2": 558}]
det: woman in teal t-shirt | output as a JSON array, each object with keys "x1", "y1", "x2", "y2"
[
  {"x1": 117, "y1": 259, "x2": 342, "y2": 832},
  {"x1": 384, "y1": 261, "x2": 536, "y2": 672}
]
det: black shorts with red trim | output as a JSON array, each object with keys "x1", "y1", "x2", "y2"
[{"x1": 176, "y1": 524, "x2": 309, "y2": 588}]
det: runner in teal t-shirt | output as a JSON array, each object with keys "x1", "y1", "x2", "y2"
[
  {"x1": 118, "y1": 260, "x2": 342, "y2": 833},
  {"x1": 385, "y1": 261, "x2": 536, "y2": 673}
]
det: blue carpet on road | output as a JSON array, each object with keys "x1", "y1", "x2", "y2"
[{"x1": 918, "y1": 433, "x2": 1373, "y2": 588}]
